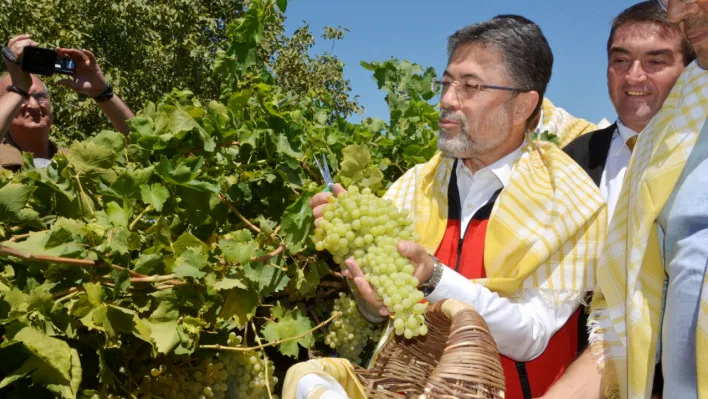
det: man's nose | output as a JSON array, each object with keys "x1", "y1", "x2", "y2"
[
  {"x1": 440, "y1": 84, "x2": 461, "y2": 110},
  {"x1": 667, "y1": 0, "x2": 700, "y2": 23},
  {"x1": 626, "y1": 60, "x2": 648, "y2": 85}
]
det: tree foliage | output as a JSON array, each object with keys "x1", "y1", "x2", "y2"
[
  {"x1": 0, "y1": 0, "x2": 439, "y2": 397},
  {"x1": 0, "y1": 0, "x2": 361, "y2": 146}
]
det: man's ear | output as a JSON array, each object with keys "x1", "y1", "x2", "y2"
[{"x1": 512, "y1": 90, "x2": 540, "y2": 127}]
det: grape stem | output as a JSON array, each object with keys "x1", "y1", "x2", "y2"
[
  {"x1": 199, "y1": 311, "x2": 342, "y2": 353},
  {"x1": 250, "y1": 321, "x2": 273, "y2": 399},
  {"x1": 129, "y1": 205, "x2": 152, "y2": 231},
  {"x1": 218, "y1": 194, "x2": 261, "y2": 234}
]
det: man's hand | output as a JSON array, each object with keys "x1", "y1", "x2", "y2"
[
  {"x1": 309, "y1": 183, "x2": 347, "y2": 227},
  {"x1": 55, "y1": 48, "x2": 108, "y2": 97},
  {"x1": 343, "y1": 241, "x2": 435, "y2": 317},
  {"x1": 4, "y1": 35, "x2": 36, "y2": 91}
]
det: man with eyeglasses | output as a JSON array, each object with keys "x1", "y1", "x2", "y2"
[
  {"x1": 0, "y1": 34, "x2": 134, "y2": 170},
  {"x1": 306, "y1": 15, "x2": 606, "y2": 399},
  {"x1": 542, "y1": 1, "x2": 708, "y2": 398}
]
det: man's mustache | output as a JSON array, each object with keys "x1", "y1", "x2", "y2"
[{"x1": 439, "y1": 110, "x2": 467, "y2": 124}]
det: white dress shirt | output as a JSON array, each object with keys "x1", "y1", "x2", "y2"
[
  {"x1": 426, "y1": 143, "x2": 578, "y2": 362},
  {"x1": 600, "y1": 120, "x2": 639, "y2": 223}
]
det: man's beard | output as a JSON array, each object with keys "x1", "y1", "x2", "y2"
[{"x1": 436, "y1": 105, "x2": 512, "y2": 160}]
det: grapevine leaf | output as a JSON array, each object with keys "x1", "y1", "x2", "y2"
[
  {"x1": 83, "y1": 282, "x2": 104, "y2": 307},
  {"x1": 66, "y1": 140, "x2": 117, "y2": 175},
  {"x1": 219, "y1": 288, "x2": 258, "y2": 329},
  {"x1": 0, "y1": 183, "x2": 35, "y2": 222},
  {"x1": 6, "y1": 325, "x2": 73, "y2": 385},
  {"x1": 261, "y1": 308, "x2": 314, "y2": 358},
  {"x1": 276, "y1": 134, "x2": 303, "y2": 159},
  {"x1": 90, "y1": 130, "x2": 125, "y2": 153},
  {"x1": 149, "y1": 320, "x2": 180, "y2": 354},
  {"x1": 140, "y1": 183, "x2": 170, "y2": 211},
  {"x1": 244, "y1": 261, "x2": 290, "y2": 295},
  {"x1": 134, "y1": 254, "x2": 164, "y2": 274},
  {"x1": 109, "y1": 166, "x2": 154, "y2": 199},
  {"x1": 172, "y1": 232, "x2": 208, "y2": 256},
  {"x1": 172, "y1": 247, "x2": 209, "y2": 279},
  {"x1": 280, "y1": 193, "x2": 314, "y2": 253},
  {"x1": 219, "y1": 239, "x2": 257, "y2": 264},
  {"x1": 255, "y1": 216, "x2": 276, "y2": 235},
  {"x1": 213, "y1": 277, "x2": 248, "y2": 291},
  {"x1": 106, "y1": 201, "x2": 130, "y2": 227}
]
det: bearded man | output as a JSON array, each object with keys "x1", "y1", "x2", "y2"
[{"x1": 288, "y1": 15, "x2": 606, "y2": 399}]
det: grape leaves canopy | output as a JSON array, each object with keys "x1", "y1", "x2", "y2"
[{"x1": 0, "y1": 0, "x2": 440, "y2": 397}]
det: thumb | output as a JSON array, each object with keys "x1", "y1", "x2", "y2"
[
  {"x1": 333, "y1": 183, "x2": 347, "y2": 197},
  {"x1": 397, "y1": 240, "x2": 428, "y2": 265}
]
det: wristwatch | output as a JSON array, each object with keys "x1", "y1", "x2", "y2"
[
  {"x1": 419, "y1": 255, "x2": 444, "y2": 296},
  {"x1": 6, "y1": 85, "x2": 29, "y2": 98},
  {"x1": 92, "y1": 82, "x2": 114, "y2": 103}
]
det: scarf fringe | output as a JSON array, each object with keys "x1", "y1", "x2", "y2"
[{"x1": 511, "y1": 287, "x2": 589, "y2": 310}]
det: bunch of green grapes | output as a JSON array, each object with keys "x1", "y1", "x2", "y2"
[
  {"x1": 325, "y1": 292, "x2": 383, "y2": 364},
  {"x1": 125, "y1": 333, "x2": 277, "y2": 399},
  {"x1": 313, "y1": 186, "x2": 428, "y2": 339}
]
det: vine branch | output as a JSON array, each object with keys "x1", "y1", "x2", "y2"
[
  {"x1": 199, "y1": 311, "x2": 341, "y2": 353},
  {"x1": 219, "y1": 194, "x2": 261, "y2": 234}
]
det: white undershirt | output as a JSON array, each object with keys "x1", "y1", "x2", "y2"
[
  {"x1": 426, "y1": 141, "x2": 578, "y2": 362},
  {"x1": 601, "y1": 120, "x2": 638, "y2": 223}
]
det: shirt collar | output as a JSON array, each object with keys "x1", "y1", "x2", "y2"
[
  {"x1": 456, "y1": 142, "x2": 524, "y2": 188},
  {"x1": 616, "y1": 119, "x2": 639, "y2": 148}
]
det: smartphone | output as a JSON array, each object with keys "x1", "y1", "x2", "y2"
[{"x1": 20, "y1": 46, "x2": 75, "y2": 76}]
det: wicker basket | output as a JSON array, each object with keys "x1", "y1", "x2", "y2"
[{"x1": 354, "y1": 299, "x2": 505, "y2": 399}]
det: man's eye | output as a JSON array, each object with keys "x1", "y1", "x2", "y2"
[{"x1": 612, "y1": 58, "x2": 629, "y2": 64}]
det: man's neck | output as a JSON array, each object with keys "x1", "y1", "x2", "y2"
[
  {"x1": 9, "y1": 131, "x2": 50, "y2": 159},
  {"x1": 461, "y1": 135, "x2": 524, "y2": 173},
  {"x1": 619, "y1": 120, "x2": 646, "y2": 135}
]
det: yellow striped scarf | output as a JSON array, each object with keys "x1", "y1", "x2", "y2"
[{"x1": 589, "y1": 61, "x2": 708, "y2": 399}]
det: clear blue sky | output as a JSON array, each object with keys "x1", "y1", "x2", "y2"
[{"x1": 283, "y1": 0, "x2": 641, "y2": 125}]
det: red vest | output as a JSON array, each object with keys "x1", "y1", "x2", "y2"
[{"x1": 434, "y1": 165, "x2": 581, "y2": 399}]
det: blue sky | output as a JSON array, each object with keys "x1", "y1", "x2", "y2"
[{"x1": 283, "y1": 0, "x2": 641, "y2": 125}]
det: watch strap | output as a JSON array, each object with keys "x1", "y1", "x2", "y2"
[
  {"x1": 6, "y1": 85, "x2": 29, "y2": 98},
  {"x1": 420, "y1": 255, "x2": 444, "y2": 296},
  {"x1": 93, "y1": 82, "x2": 114, "y2": 103}
]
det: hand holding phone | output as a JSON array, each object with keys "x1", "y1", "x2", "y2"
[
  {"x1": 3, "y1": 35, "x2": 37, "y2": 91},
  {"x1": 20, "y1": 46, "x2": 75, "y2": 76}
]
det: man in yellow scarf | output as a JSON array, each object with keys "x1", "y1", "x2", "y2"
[
  {"x1": 556, "y1": 1, "x2": 708, "y2": 398},
  {"x1": 300, "y1": 15, "x2": 606, "y2": 399}
]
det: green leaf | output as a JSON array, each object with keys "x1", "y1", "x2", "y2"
[
  {"x1": 83, "y1": 282, "x2": 104, "y2": 307},
  {"x1": 339, "y1": 144, "x2": 371, "y2": 178},
  {"x1": 276, "y1": 0, "x2": 287, "y2": 12},
  {"x1": 134, "y1": 254, "x2": 164, "y2": 274},
  {"x1": 0, "y1": 183, "x2": 35, "y2": 222},
  {"x1": 280, "y1": 193, "x2": 314, "y2": 253},
  {"x1": 172, "y1": 247, "x2": 209, "y2": 279},
  {"x1": 276, "y1": 134, "x2": 303, "y2": 159},
  {"x1": 90, "y1": 130, "x2": 125, "y2": 153},
  {"x1": 172, "y1": 232, "x2": 208, "y2": 256},
  {"x1": 213, "y1": 277, "x2": 247, "y2": 291},
  {"x1": 106, "y1": 201, "x2": 130, "y2": 227},
  {"x1": 219, "y1": 239, "x2": 257, "y2": 264},
  {"x1": 8, "y1": 326, "x2": 74, "y2": 385},
  {"x1": 220, "y1": 288, "x2": 258, "y2": 329},
  {"x1": 140, "y1": 183, "x2": 169, "y2": 211},
  {"x1": 245, "y1": 261, "x2": 290, "y2": 295},
  {"x1": 261, "y1": 308, "x2": 314, "y2": 358},
  {"x1": 66, "y1": 140, "x2": 117, "y2": 175},
  {"x1": 149, "y1": 320, "x2": 180, "y2": 354}
]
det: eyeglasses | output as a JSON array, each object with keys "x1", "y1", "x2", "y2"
[
  {"x1": 657, "y1": 0, "x2": 698, "y2": 11},
  {"x1": 431, "y1": 79, "x2": 529, "y2": 101},
  {"x1": 21, "y1": 92, "x2": 50, "y2": 106}
]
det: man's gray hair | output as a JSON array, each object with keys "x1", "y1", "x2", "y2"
[{"x1": 447, "y1": 15, "x2": 553, "y2": 121}]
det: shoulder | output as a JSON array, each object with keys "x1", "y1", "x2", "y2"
[
  {"x1": 0, "y1": 143, "x2": 22, "y2": 170},
  {"x1": 562, "y1": 124, "x2": 617, "y2": 160}
]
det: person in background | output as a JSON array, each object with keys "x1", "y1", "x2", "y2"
[
  {"x1": 546, "y1": 0, "x2": 708, "y2": 398},
  {"x1": 545, "y1": 2, "x2": 695, "y2": 398},
  {"x1": 0, "y1": 34, "x2": 134, "y2": 170}
]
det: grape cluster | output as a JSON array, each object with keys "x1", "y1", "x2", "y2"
[
  {"x1": 325, "y1": 292, "x2": 382, "y2": 363},
  {"x1": 313, "y1": 186, "x2": 428, "y2": 338},
  {"x1": 126, "y1": 333, "x2": 278, "y2": 399}
]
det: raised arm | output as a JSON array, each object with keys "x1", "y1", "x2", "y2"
[{"x1": 55, "y1": 48, "x2": 134, "y2": 135}]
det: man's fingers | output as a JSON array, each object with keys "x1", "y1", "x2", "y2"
[
  {"x1": 345, "y1": 258, "x2": 365, "y2": 279},
  {"x1": 397, "y1": 240, "x2": 427, "y2": 264},
  {"x1": 8, "y1": 35, "x2": 31, "y2": 47},
  {"x1": 83, "y1": 49, "x2": 98, "y2": 65},
  {"x1": 352, "y1": 276, "x2": 389, "y2": 316},
  {"x1": 309, "y1": 191, "x2": 332, "y2": 210}
]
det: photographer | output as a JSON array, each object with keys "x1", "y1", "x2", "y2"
[{"x1": 0, "y1": 34, "x2": 134, "y2": 170}]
